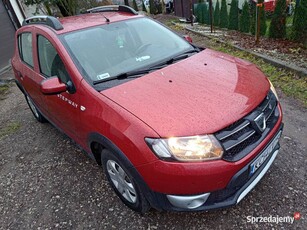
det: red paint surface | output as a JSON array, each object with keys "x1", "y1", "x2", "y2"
[
  {"x1": 103, "y1": 49, "x2": 270, "y2": 137},
  {"x1": 137, "y1": 105, "x2": 283, "y2": 194}
]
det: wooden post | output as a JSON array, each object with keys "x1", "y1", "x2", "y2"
[
  {"x1": 209, "y1": 0, "x2": 213, "y2": 33},
  {"x1": 190, "y1": 0, "x2": 193, "y2": 26},
  {"x1": 255, "y1": 2, "x2": 262, "y2": 44}
]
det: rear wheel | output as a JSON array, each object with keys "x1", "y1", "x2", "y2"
[
  {"x1": 101, "y1": 149, "x2": 150, "y2": 213},
  {"x1": 25, "y1": 95, "x2": 46, "y2": 123}
]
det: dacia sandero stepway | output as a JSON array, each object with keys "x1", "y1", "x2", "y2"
[{"x1": 12, "y1": 5, "x2": 283, "y2": 213}]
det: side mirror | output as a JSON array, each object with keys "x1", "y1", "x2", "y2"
[
  {"x1": 183, "y1": 35, "x2": 193, "y2": 43},
  {"x1": 40, "y1": 77, "x2": 67, "y2": 95}
]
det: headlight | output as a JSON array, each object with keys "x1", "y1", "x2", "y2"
[
  {"x1": 269, "y1": 79, "x2": 279, "y2": 101},
  {"x1": 145, "y1": 135, "x2": 224, "y2": 162}
]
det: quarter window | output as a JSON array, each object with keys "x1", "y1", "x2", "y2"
[
  {"x1": 37, "y1": 35, "x2": 70, "y2": 84},
  {"x1": 18, "y1": 33, "x2": 33, "y2": 67}
]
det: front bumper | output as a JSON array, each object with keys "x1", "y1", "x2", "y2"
[{"x1": 146, "y1": 124, "x2": 283, "y2": 211}]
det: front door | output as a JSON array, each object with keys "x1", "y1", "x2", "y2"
[{"x1": 36, "y1": 34, "x2": 80, "y2": 139}]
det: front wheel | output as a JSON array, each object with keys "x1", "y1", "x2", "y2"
[
  {"x1": 25, "y1": 95, "x2": 46, "y2": 123},
  {"x1": 101, "y1": 149, "x2": 150, "y2": 213}
]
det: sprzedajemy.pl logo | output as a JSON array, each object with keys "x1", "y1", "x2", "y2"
[{"x1": 247, "y1": 212, "x2": 301, "y2": 224}]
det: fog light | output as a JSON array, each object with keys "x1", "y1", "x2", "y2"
[{"x1": 167, "y1": 193, "x2": 210, "y2": 209}]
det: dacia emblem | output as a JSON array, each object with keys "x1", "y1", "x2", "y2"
[{"x1": 254, "y1": 112, "x2": 266, "y2": 133}]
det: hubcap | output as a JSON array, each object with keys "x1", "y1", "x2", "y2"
[
  {"x1": 106, "y1": 160, "x2": 137, "y2": 204},
  {"x1": 27, "y1": 96, "x2": 39, "y2": 118}
]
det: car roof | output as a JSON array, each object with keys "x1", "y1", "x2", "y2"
[
  {"x1": 21, "y1": 5, "x2": 143, "y2": 35},
  {"x1": 57, "y1": 12, "x2": 142, "y2": 34}
]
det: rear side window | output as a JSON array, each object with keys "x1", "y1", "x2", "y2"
[
  {"x1": 18, "y1": 33, "x2": 33, "y2": 67},
  {"x1": 37, "y1": 35, "x2": 70, "y2": 83}
]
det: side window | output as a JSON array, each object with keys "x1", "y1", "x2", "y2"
[
  {"x1": 37, "y1": 35, "x2": 70, "y2": 84},
  {"x1": 18, "y1": 33, "x2": 34, "y2": 67}
]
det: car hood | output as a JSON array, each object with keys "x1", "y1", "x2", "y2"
[{"x1": 102, "y1": 49, "x2": 270, "y2": 137}]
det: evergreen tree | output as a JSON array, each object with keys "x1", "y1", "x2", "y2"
[
  {"x1": 198, "y1": 3, "x2": 207, "y2": 24},
  {"x1": 250, "y1": 1, "x2": 267, "y2": 35},
  {"x1": 228, "y1": 0, "x2": 239, "y2": 30},
  {"x1": 239, "y1": 1, "x2": 250, "y2": 33},
  {"x1": 142, "y1": 0, "x2": 147, "y2": 12},
  {"x1": 269, "y1": 0, "x2": 287, "y2": 38},
  {"x1": 219, "y1": 0, "x2": 228, "y2": 28},
  {"x1": 291, "y1": 0, "x2": 307, "y2": 44},
  {"x1": 203, "y1": 3, "x2": 210, "y2": 24},
  {"x1": 209, "y1": 3, "x2": 214, "y2": 25},
  {"x1": 149, "y1": 0, "x2": 156, "y2": 14},
  {"x1": 250, "y1": 1, "x2": 256, "y2": 35},
  {"x1": 259, "y1": 0, "x2": 267, "y2": 35},
  {"x1": 124, "y1": 0, "x2": 129, "y2": 6},
  {"x1": 196, "y1": 3, "x2": 204, "y2": 23},
  {"x1": 157, "y1": 1, "x2": 163, "y2": 13},
  {"x1": 214, "y1": 0, "x2": 220, "y2": 26},
  {"x1": 132, "y1": 0, "x2": 138, "y2": 11}
]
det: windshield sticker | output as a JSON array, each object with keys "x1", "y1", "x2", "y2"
[
  {"x1": 97, "y1": 73, "x2": 110, "y2": 80},
  {"x1": 136, "y1": 56, "x2": 150, "y2": 62}
]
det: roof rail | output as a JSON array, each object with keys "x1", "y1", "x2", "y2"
[
  {"x1": 22, "y1": 16, "x2": 63, "y2": 31},
  {"x1": 86, "y1": 5, "x2": 138, "y2": 15}
]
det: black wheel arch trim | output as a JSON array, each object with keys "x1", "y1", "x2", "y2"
[
  {"x1": 15, "y1": 79, "x2": 25, "y2": 94},
  {"x1": 87, "y1": 132, "x2": 163, "y2": 211}
]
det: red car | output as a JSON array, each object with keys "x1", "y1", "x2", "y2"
[{"x1": 12, "y1": 5, "x2": 283, "y2": 213}]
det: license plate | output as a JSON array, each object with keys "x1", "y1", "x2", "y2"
[{"x1": 249, "y1": 131, "x2": 282, "y2": 176}]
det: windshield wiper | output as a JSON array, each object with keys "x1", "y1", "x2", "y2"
[
  {"x1": 93, "y1": 48, "x2": 201, "y2": 85},
  {"x1": 93, "y1": 66, "x2": 162, "y2": 85},
  {"x1": 165, "y1": 48, "x2": 200, "y2": 65}
]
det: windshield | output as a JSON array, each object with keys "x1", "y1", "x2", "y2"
[{"x1": 61, "y1": 17, "x2": 192, "y2": 84}]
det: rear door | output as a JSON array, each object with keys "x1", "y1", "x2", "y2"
[{"x1": 16, "y1": 31, "x2": 45, "y2": 110}]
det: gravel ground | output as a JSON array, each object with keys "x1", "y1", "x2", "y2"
[
  {"x1": 186, "y1": 24, "x2": 307, "y2": 71},
  {"x1": 0, "y1": 30, "x2": 306, "y2": 229},
  {"x1": 153, "y1": 14, "x2": 307, "y2": 72}
]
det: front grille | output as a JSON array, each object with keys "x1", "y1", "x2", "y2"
[{"x1": 215, "y1": 91, "x2": 279, "y2": 162}]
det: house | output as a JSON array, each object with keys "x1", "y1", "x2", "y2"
[
  {"x1": 173, "y1": 0, "x2": 198, "y2": 18},
  {"x1": 0, "y1": 0, "x2": 43, "y2": 72}
]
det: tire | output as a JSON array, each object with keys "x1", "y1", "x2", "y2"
[
  {"x1": 25, "y1": 95, "x2": 47, "y2": 123},
  {"x1": 101, "y1": 149, "x2": 150, "y2": 213}
]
